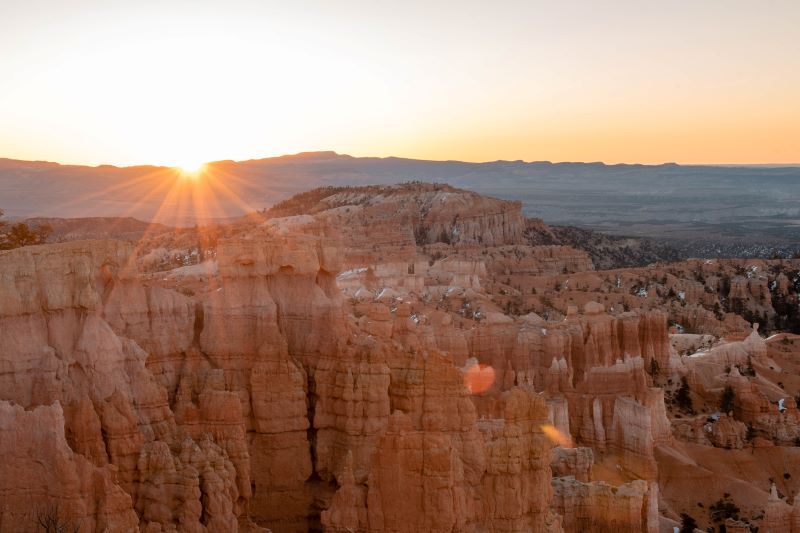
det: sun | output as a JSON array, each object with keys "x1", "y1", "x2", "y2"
[{"x1": 174, "y1": 159, "x2": 208, "y2": 177}]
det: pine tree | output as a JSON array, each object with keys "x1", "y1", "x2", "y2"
[
  {"x1": 720, "y1": 385, "x2": 735, "y2": 414},
  {"x1": 679, "y1": 513, "x2": 698, "y2": 533},
  {"x1": 676, "y1": 377, "x2": 694, "y2": 414}
]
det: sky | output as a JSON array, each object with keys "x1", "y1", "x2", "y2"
[{"x1": 1, "y1": 0, "x2": 799, "y2": 167}]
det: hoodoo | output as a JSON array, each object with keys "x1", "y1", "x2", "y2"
[{"x1": 1, "y1": 184, "x2": 799, "y2": 532}]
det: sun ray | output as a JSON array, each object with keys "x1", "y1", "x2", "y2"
[
  {"x1": 201, "y1": 167, "x2": 259, "y2": 216},
  {"x1": 47, "y1": 166, "x2": 179, "y2": 211}
]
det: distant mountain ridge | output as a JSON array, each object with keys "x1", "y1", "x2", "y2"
[{"x1": 1, "y1": 152, "x2": 799, "y2": 256}]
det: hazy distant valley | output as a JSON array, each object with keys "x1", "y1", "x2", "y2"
[{"x1": 2, "y1": 153, "x2": 799, "y2": 260}]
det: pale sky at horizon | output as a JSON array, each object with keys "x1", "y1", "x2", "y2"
[{"x1": 1, "y1": 0, "x2": 799, "y2": 167}]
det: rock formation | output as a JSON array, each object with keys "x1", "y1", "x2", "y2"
[
  {"x1": 551, "y1": 477, "x2": 658, "y2": 533},
  {"x1": 2, "y1": 184, "x2": 799, "y2": 532}
]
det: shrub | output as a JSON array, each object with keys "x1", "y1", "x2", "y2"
[
  {"x1": 710, "y1": 496, "x2": 741, "y2": 523},
  {"x1": 680, "y1": 513, "x2": 698, "y2": 533},
  {"x1": 0, "y1": 210, "x2": 52, "y2": 250},
  {"x1": 676, "y1": 377, "x2": 694, "y2": 414},
  {"x1": 33, "y1": 504, "x2": 80, "y2": 533},
  {"x1": 720, "y1": 385, "x2": 735, "y2": 414},
  {"x1": 649, "y1": 358, "x2": 660, "y2": 378}
]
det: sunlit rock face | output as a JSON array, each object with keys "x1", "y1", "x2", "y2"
[
  {"x1": 551, "y1": 477, "x2": 658, "y2": 533},
  {"x1": 2, "y1": 184, "x2": 799, "y2": 532},
  {"x1": 0, "y1": 401, "x2": 140, "y2": 532},
  {"x1": 0, "y1": 236, "x2": 563, "y2": 532}
]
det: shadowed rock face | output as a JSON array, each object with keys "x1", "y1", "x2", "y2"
[{"x1": 2, "y1": 184, "x2": 800, "y2": 532}]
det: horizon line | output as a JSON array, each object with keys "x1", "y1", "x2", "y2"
[{"x1": 1, "y1": 151, "x2": 799, "y2": 169}]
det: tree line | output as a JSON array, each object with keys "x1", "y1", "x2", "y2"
[{"x1": 0, "y1": 208, "x2": 52, "y2": 250}]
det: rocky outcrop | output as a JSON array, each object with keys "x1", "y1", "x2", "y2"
[
  {"x1": 550, "y1": 477, "x2": 658, "y2": 533},
  {"x1": 0, "y1": 236, "x2": 569, "y2": 532},
  {"x1": 551, "y1": 447, "x2": 594, "y2": 482},
  {"x1": 0, "y1": 401, "x2": 139, "y2": 532},
  {"x1": 566, "y1": 356, "x2": 669, "y2": 480},
  {"x1": 300, "y1": 184, "x2": 527, "y2": 248},
  {"x1": 5, "y1": 183, "x2": 798, "y2": 532},
  {"x1": 762, "y1": 483, "x2": 795, "y2": 533},
  {"x1": 0, "y1": 241, "x2": 267, "y2": 532},
  {"x1": 478, "y1": 387, "x2": 559, "y2": 532},
  {"x1": 672, "y1": 413, "x2": 749, "y2": 449}
]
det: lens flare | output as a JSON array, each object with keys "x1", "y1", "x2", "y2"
[
  {"x1": 541, "y1": 424, "x2": 574, "y2": 448},
  {"x1": 463, "y1": 363, "x2": 496, "y2": 394}
]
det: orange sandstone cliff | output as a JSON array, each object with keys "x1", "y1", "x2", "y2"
[{"x1": 1, "y1": 184, "x2": 800, "y2": 532}]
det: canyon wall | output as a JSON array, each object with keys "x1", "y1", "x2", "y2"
[
  {"x1": 0, "y1": 235, "x2": 566, "y2": 532},
  {"x1": 3, "y1": 184, "x2": 799, "y2": 532}
]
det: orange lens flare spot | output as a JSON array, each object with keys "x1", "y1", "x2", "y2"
[
  {"x1": 463, "y1": 363, "x2": 496, "y2": 394},
  {"x1": 541, "y1": 424, "x2": 574, "y2": 448}
]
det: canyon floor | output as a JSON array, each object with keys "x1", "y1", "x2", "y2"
[{"x1": 1, "y1": 183, "x2": 799, "y2": 532}]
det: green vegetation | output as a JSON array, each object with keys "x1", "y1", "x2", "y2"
[
  {"x1": 680, "y1": 513, "x2": 698, "y2": 533},
  {"x1": 720, "y1": 385, "x2": 735, "y2": 414},
  {"x1": 676, "y1": 377, "x2": 694, "y2": 414},
  {"x1": 710, "y1": 496, "x2": 741, "y2": 523},
  {"x1": 649, "y1": 358, "x2": 660, "y2": 378},
  {"x1": 0, "y1": 209, "x2": 52, "y2": 250}
]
